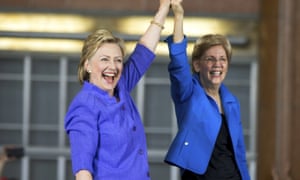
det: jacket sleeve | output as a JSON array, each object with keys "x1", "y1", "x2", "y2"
[
  {"x1": 235, "y1": 100, "x2": 251, "y2": 180},
  {"x1": 237, "y1": 121, "x2": 251, "y2": 180},
  {"x1": 166, "y1": 35, "x2": 194, "y2": 103},
  {"x1": 122, "y1": 43, "x2": 156, "y2": 92},
  {"x1": 65, "y1": 92, "x2": 99, "y2": 176}
]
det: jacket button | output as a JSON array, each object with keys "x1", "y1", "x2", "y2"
[
  {"x1": 184, "y1": 142, "x2": 189, "y2": 146},
  {"x1": 138, "y1": 149, "x2": 144, "y2": 155}
]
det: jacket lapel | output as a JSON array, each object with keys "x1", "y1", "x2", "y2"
[{"x1": 220, "y1": 84, "x2": 240, "y2": 150}]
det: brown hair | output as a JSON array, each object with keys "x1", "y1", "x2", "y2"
[
  {"x1": 191, "y1": 34, "x2": 232, "y2": 73},
  {"x1": 77, "y1": 29, "x2": 125, "y2": 85}
]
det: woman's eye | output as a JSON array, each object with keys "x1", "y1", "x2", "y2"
[
  {"x1": 207, "y1": 57, "x2": 214, "y2": 61},
  {"x1": 100, "y1": 58, "x2": 109, "y2": 61},
  {"x1": 220, "y1": 58, "x2": 227, "y2": 62},
  {"x1": 116, "y1": 59, "x2": 123, "y2": 63}
]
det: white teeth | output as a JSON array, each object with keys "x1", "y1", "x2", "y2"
[
  {"x1": 211, "y1": 71, "x2": 222, "y2": 75},
  {"x1": 103, "y1": 73, "x2": 115, "y2": 77}
]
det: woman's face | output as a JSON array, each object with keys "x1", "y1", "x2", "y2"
[
  {"x1": 193, "y1": 45, "x2": 228, "y2": 89},
  {"x1": 85, "y1": 43, "x2": 123, "y2": 96}
]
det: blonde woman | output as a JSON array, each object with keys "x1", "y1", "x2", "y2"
[{"x1": 65, "y1": 0, "x2": 171, "y2": 179}]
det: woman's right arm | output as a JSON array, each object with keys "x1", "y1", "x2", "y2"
[{"x1": 65, "y1": 94, "x2": 99, "y2": 180}]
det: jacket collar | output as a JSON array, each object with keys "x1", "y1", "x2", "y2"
[{"x1": 193, "y1": 73, "x2": 236, "y2": 104}]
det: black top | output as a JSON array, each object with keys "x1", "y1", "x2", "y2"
[{"x1": 182, "y1": 114, "x2": 241, "y2": 180}]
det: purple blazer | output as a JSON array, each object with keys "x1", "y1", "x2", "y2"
[{"x1": 65, "y1": 44, "x2": 155, "y2": 180}]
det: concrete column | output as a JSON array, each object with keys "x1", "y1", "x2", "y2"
[{"x1": 257, "y1": 0, "x2": 300, "y2": 179}]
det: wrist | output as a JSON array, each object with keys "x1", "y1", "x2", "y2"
[
  {"x1": 174, "y1": 14, "x2": 184, "y2": 20},
  {"x1": 157, "y1": 5, "x2": 170, "y2": 17},
  {"x1": 150, "y1": 20, "x2": 165, "y2": 30},
  {"x1": 158, "y1": 3, "x2": 170, "y2": 12}
]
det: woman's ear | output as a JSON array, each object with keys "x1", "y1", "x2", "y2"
[
  {"x1": 84, "y1": 60, "x2": 91, "y2": 73},
  {"x1": 192, "y1": 60, "x2": 201, "y2": 73}
]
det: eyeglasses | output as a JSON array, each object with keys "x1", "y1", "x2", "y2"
[{"x1": 201, "y1": 56, "x2": 228, "y2": 65}]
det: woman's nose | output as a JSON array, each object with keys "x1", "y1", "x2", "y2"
[{"x1": 107, "y1": 60, "x2": 116, "y2": 69}]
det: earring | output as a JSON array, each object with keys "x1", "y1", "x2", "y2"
[{"x1": 87, "y1": 70, "x2": 91, "y2": 73}]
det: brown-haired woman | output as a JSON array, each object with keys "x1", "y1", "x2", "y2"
[{"x1": 164, "y1": 1, "x2": 251, "y2": 179}]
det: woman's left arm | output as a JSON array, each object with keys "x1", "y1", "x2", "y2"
[
  {"x1": 237, "y1": 121, "x2": 251, "y2": 180},
  {"x1": 138, "y1": 0, "x2": 170, "y2": 52}
]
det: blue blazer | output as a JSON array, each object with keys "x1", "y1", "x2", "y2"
[{"x1": 164, "y1": 36, "x2": 250, "y2": 180}]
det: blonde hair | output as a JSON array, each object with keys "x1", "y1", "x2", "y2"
[
  {"x1": 191, "y1": 34, "x2": 232, "y2": 73},
  {"x1": 78, "y1": 29, "x2": 125, "y2": 85}
]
